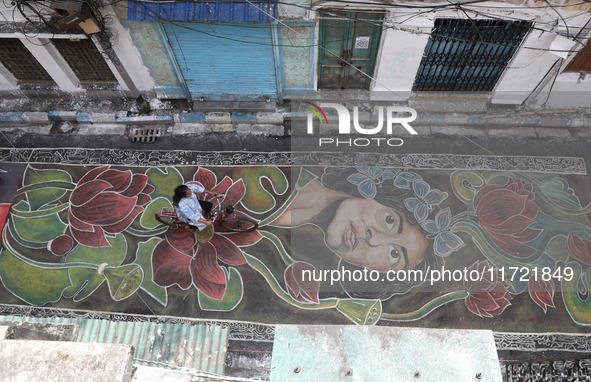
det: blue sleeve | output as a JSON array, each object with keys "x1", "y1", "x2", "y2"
[
  {"x1": 188, "y1": 183, "x2": 205, "y2": 194},
  {"x1": 178, "y1": 199, "x2": 203, "y2": 223}
]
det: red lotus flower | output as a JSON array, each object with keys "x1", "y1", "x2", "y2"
[
  {"x1": 528, "y1": 276, "x2": 555, "y2": 313},
  {"x1": 0, "y1": 203, "x2": 10, "y2": 232},
  {"x1": 151, "y1": 168, "x2": 261, "y2": 299},
  {"x1": 284, "y1": 262, "x2": 320, "y2": 304},
  {"x1": 567, "y1": 233, "x2": 591, "y2": 265},
  {"x1": 474, "y1": 178, "x2": 542, "y2": 258},
  {"x1": 464, "y1": 261, "x2": 512, "y2": 318},
  {"x1": 68, "y1": 166, "x2": 153, "y2": 247}
]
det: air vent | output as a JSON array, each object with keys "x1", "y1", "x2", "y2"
[{"x1": 128, "y1": 127, "x2": 164, "y2": 143}]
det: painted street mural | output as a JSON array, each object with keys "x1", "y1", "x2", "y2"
[{"x1": 1, "y1": 150, "x2": 591, "y2": 332}]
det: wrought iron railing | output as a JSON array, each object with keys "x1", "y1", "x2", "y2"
[{"x1": 413, "y1": 18, "x2": 531, "y2": 92}]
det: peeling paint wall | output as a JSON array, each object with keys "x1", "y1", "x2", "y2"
[
  {"x1": 287, "y1": 0, "x2": 591, "y2": 105},
  {"x1": 126, "y1": 22, "x2": 185, "y2": 99},
  {"x1": 282, "y1": 23, "x2": 314, "y2": 94}
]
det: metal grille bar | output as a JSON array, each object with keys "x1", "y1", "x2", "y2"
[
  {"x1": 413, "y1": 19, "x2": 531, "y2": 91},
  {"x1": 128, "y1": 127, "x2": 164, "y2": 143},
  {"x1": 0, "y1": 39, "x2": 55, "y2": 85},
  {"x1": 52, "y1": 39, "x2": 118, "y2": 86}
]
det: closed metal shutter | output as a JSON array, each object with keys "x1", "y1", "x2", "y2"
[
  {"x1": 128, "y1": 0, "x2": 277, "y2": 22},
  {"x1": 163, "y1": 22, "x2": 277, "y2": 100}
]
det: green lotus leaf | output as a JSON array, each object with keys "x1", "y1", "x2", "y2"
[
  {"x1": 146, "y1": 167, "x2": 184, "y2": 200},
  {"x1": 336, "y1": 299, "x2": 382, "y2": 325},
  {"x1": 451, "y1": 171, "x2": 484, "y2": 204},
  {"x1": 7, "y1": 219, "x2": 46, "y2": 249},
  {"x1": 12, "y1": 213, "x2": 67, "y2": 244},
  {"x1": 0, "y1": 248, "x2": 71, "y2": 305},
  {"x1": 540, "y1": 177, "x2": 582, "y2": 209},
  {"x1": 102, "y1": 263, "x2": 143, "y2": 301},
  {"x1": 562, "y1": 261, "x2": 591, "y2": 325},
  {"x1": 232, "y1": 167, "x2": 288, "y2": 214},
  {"x1": 23, "y1": 166, "x2": 72, "y2": 211},
  {"x1": 544, "y1": 235, "x2": 570, "y2": 263},
  {"x1": 65, "y1": 233, "x2": 127, "y2": 264},
  {"x1": 63, "y1": 234, "x2": 127, "y2": 301},
  {"x1": 296, "y1": 167, "x2": 315, "y2": 188},
  {"x1": 198, "y1": 267, "x2": 243, "y2": 311},
  {"x1": 10, "y1": 200, "x2": 30, "y2": 213},
  {"x1": 63, "y1": 267, "x2": 105, "y2": 302},
  {"x1": 140, "y1": 197, "x2": 173, "y2": 230},
  {"x1": 133, "y1": 237, "x2": 167, "y2": 306}
]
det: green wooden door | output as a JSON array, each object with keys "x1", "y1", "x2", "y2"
[{"x1": 318, "y1": 11, "x2": 383, "y2": 89}]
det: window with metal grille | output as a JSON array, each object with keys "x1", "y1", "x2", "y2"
[
  {"x1": 413, "y1": 19, "x2": 531, "y2": 91},
  {"x1": 564, "y1": 38, "x2": 591, "y2": 73},
  {"x1": 52, "y1": 39, "x2": 118, "y2": 86},
  {"x1": 0, "y1": 39, "x2": 55, "y2": 85}
]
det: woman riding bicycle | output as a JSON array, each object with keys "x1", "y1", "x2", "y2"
[{"x1": 173, "y1": 184, "x2": 218, "y2": 231}]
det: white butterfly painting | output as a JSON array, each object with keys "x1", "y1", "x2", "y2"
[
  {"x1": 404, "y1": 180, "x2": 448, "y2": 222},
  {"x1": 347, "y1": 167, "x2": 385, "y2": 199},
  {"x1": 421, "y1": 208, "x2": 465, "y2": 257},
  {"x1": 347, "y1": 167, "x2": 423, "y2": 199}
]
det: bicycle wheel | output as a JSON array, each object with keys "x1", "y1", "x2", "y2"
[
  {"x1": 155, "y1": 213, "x2": 186, "y2": 228},
  {"x1": 221, "y1": 216, "x2": 258, "y2": 232}
]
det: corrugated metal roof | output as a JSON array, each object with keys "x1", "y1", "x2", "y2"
[
  {"x1": 128, "y1": 0, "x2": 277, "y2": 22},
  {"x1": 0, "y1": 315, "x2": 228, "y2": 375}
]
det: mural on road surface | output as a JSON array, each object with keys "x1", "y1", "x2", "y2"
[{"x1": 1, "y1": 157, "x2": 590, "y2": 331}]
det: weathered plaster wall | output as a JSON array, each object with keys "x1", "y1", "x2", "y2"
[
  {"x1": 371, "y1": 18, "x2": 431, "y2": 100},
  {"x1": 102, "y1": 5, "x2": 155, "y2": 93},
  {"x1": 282, "y1": 23, "x2": 314, "y2": 93},
  {"x1": 492, "y1": 30, "x2": 567, "y2": 104},
  {"x1": 297, "y1": 0, "x2": 591, "y2": 105},
  {"x1": 279, "y1": 0, "x2": 309, "y2": 19},
  {"x1": 127, "y1": 22, "x2": 184, "y2": 98}
]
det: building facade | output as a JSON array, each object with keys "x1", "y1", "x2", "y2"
[{"x1": 0, "y1": 0, "x2": 589, "y2": 109}]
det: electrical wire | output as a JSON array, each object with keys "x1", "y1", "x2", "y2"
[
  {"x1": 125, "y1": 0, "x2": 591, "y2": 58},
  {"x1": 3, "y1": 0, "x2": 591, "y2": 84},
  {"x1": 120, "y1": 0, "x2": 591, "y2": 56},
  {"x1": 540, "y1": 58, "x2": 564, "y2": 106}
]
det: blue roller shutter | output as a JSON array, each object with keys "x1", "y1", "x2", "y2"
[
  {"x1": 162, "y1": 22, "x2": 278, "y2": 100},
  {"x1": 128, "y1": 0, "x2": 277, "y2": 23}
]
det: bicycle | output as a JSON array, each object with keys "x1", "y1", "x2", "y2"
[{"x1": 155, "y1": 194, "x2": 258, "y2": 233}]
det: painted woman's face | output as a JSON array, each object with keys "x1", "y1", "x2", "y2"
[{"x1": 326, "y1": 198, "x2": 429, "y2": 272}]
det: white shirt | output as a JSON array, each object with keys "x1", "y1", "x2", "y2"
[{"x1": 176, "y1": 184, "x2": 206, "y2": 230}]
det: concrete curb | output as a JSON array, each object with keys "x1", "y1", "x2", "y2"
[
  {"x1": 1, "y1": 107, "x2": 587, "y2": 138},
  {"x1": 76, "y1": 112, "x2": 117, "y2": 124},
  {"x1": 0, "y1": 124, "x2": 53, "y2": 134},
  {"x1": 76, "y1": 124, "x2": 126, "y2": 135},
  {"x1": 49, "y1": 111, "x2": 77, "y2": 122},
  {"x1": 0, "y1": 112, "x2": 50, "y2": 124},
  {"x1": 0, "y1": 112, "x2": 24, "y2": 123},
  {"x1": 116, "y1": 115, "x2": 173, "y2": 125},
  {"x1": 176, "y1": 112, "x2": 206, "y2": 123}
]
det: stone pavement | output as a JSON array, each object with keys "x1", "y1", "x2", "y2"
[{"x1": 1, "y1": 130, "x2": 591, "y2": 380}]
